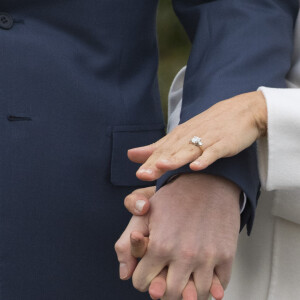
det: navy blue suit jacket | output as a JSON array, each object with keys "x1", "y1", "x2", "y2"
[
  {"x1": 157, "y1": 0, "x2": 299, "y2": 235},
  {"x1": 0, "y1": 0, "x2": 298, "y2": 299}
]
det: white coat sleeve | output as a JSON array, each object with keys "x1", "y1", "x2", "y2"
[{"x1": 258, "y1": 87, "x2": 300, "y2": 191}]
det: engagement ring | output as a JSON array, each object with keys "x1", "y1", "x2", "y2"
[{"x1": 189, "y1": 136, "x2": 203, "y2": 147}]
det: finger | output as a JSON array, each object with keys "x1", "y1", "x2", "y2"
[
  {"x1": 193, "y1": 266, "x2": 214, "y2": 300},
  {"x1": 136, "y1": 136, "x2": 182, "y2": 181},
  {"x1": 149, "y1": 268, "x2": 168, "y2": 300},
  {"x1": 136, "y1": 152, "x2": 168, "y2": 181},
  {"x1": 115, "y1": 216, "x2": 149, "y2": 280},
  {"x1": 136, "y1": 146, "x2": 182, "y2": 181},
  {"x1": 182, "y1": 276, "x2": 198, "y2": 300},
  {"x1": 214, "y1": 260, "x2": 234, "y2": 290},
  {"x1": 210, "y1": 273, "x2": 224, "y2": 300},
  {"x1": 124, "y1": 187, "x2": 155, "y2": 215},
  {"x1": 155, "y1": 144, "x2": 202, "y2": 171},
  {"x1": 190, "y1": 142, "x2": 225, "y2": 171},
  {"x1": 128, "y1": 136, "x2": 167, "y2": 164},
  {"x1": 136, "y1": 167, "x2": 164, "y2": 181},
  {"x1": 130, "y1": 231, "x2": 149, "y2": 258},
  {"x1": 115, "y1": 236, "x2": 138, "y2": 280},
  {"x1": 128, "y1": 144, "x2": 157, "y2": 164},
  {"x1": 150, "y1": 271, "x2": 198, "y2": 300},
  {"x1": 163, "y1": 262, "x2": 192, "y2": 300},
  {"x1": 132, "y1": 249, "x2": 167, "y2": 292},
  {"x1": 137, "y1": 135, "x2": 207, "y2": 181}
]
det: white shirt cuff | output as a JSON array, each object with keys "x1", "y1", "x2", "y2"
[{"x1": 240, "y1": 192, "x2": 247, "y2": 214}]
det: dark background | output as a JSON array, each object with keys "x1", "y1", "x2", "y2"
[{"x1": 157, "y1": 0, "x2": 191, "y2": 120}]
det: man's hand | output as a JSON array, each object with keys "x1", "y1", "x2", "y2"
[
  {"x1": 126, "y1": 188, "x2": 225, "y2": 299},
  {"x1": 124, "y1": 186, "x2": 155, "y2": 216},
  {"x1": 115, "y1": 173, "x2": 240, "y2": 299},
  {"x1": 130, "y1": 231, "x2": 224, "y2": 300}
]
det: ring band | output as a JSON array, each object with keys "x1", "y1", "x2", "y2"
[{"x1": 189, "y1": 136, "x2": 203, "y2": 147}]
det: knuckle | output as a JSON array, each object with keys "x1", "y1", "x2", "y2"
[
  {"x1": 171, "y1": 128, "x2": 182, "y2": 140},
  {"x1": 179, "y1": 248, "x2": 198, "y2": 262},
  {"x1": 151, "y1": 149, "x2": 163, "y2": 158},
  {"x1": 114, "y1": 240, "x2": 126, "y2": 254},
  {"x1": 153, "y1": 146, "x2": 167, "y2": 155},
  {"x1": 149, "y1": 240, "x2": 173, "y2": 258},
  {"x1": 210, "y1": 146, "x2": 221, "y2": 156},
  {"x1": 199, "y1": 246, "x2": 217, "y2": 262},
  {"x1": 220, "y1": 249, "x2": 235, "y2": 263},
  {"x1": 123, "y1": 195, "x2": 132, "y2": 208}
]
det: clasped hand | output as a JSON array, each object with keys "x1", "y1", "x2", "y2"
[{"x1": 115, "y1": 174, "x2": 241, "y2": 299}]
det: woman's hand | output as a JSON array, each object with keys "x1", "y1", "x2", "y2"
[
  {"x1": 123, "y1": 186, "x2": 225, "y2": 300},
  {"x1": 128, "y1": 91, "x2": 267, "y2": 181}
]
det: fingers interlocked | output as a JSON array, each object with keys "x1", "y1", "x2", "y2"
[
  {"x1": 129, "y1": 232, "x2": 225, "y2": 300},
  {"x1": 116, "y1": 180, "x2": 238, "y2": 300}
]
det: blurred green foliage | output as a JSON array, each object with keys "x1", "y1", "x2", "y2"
[{"x1": 157, "y1": 0, "x2": 191, "y2": 121}]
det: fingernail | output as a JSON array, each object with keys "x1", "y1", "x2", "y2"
[
  {"x1": 138, "y1": 168, "x2": 153, "y2": 175},
  {"x1": 119, "y1": 263, "x2": 128, "y2": 279},
  {"x1": 135, "y1": 200, "x2": 146, "y2": 213},
  {"x1": 191, "y1": 161, "x2": 201, "y2": 166}
]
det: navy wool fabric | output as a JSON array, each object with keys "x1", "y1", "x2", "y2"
[
  {"x1": 157, "y1": 0, "x2": 299, "y2": 235},
  {"x1": 0, "y1": 0, "x2": 298, "y2": 299}
]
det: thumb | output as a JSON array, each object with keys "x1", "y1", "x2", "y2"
[{"x1": 124, "y1": 186, "x2": 155, "y2": 216}]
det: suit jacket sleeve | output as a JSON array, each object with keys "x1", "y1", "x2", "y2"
[
  {"x1": 156, "y1": 0, "x2": 299, "y2": 235},
  {"x1": 258, "y1": 87, "x2": 300, "y2": 191}
]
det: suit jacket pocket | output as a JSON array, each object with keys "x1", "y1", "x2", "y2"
[{"x1": 110, "y1": 124, "x2": 165, "y2": 187}]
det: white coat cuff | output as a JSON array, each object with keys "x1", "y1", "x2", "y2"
[{"x1": 257, "y1": 86, "x2": 300, "y2": 190}]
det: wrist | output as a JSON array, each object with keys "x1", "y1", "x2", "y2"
[
  {"x1": 250, "y1": 91, "x2": 268, "y2": 137},
  {"x1": 172, "y1": 173, "x2": 241, "y2": 204}
]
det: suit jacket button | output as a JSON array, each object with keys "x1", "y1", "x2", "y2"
[{"x1": 0, "y1": 13, "x2": 14, "y2": 30}]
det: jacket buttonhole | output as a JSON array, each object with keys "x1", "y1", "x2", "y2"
[{"x1": 7, "y1": 115, "x2": 32, "y2": 122}]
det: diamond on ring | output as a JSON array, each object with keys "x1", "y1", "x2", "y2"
[{"x1": 190, "y1": 136, "x2": 203, "y2": 147}]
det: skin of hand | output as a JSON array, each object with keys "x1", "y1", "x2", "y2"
[
  {"x1": 128, "y1": 91, "x2": 267, "y2": 181},
  {"x1": 126, "y1": 187, "x2": 225, "y2": 299},
  {"x1": 130, "y1": 231, "x2": 224, "y2": 300},
  {"x1": 115, "y1": 173, "x2": 241, "y2": 300}
]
